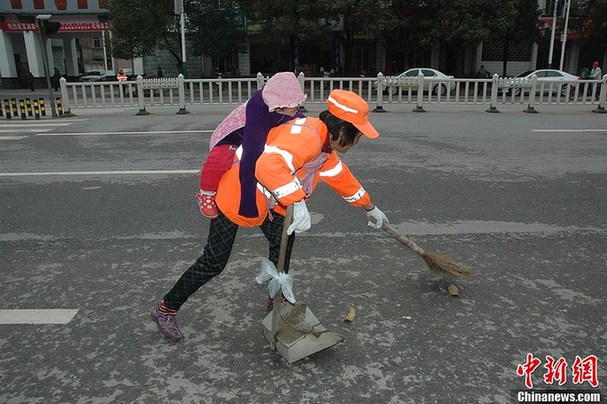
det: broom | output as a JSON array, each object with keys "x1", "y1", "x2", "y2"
[{"x1": 376, "y1": 220, "x2": 471, "y2": 279}]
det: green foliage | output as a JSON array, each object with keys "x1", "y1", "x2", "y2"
[
  {"x1": 108, "y1": 0, "x2": 177, "y2": 59},
  {"x1": 187, "y1": 3, "x2": 247, "y2": 58},
  {"x1": 575, "y1": 0, "x2": 607, "y2": 46},
  {"x1": 107, "y1": 0, "x2": 599, "y2": 74},
  {"x1": 240, "y1": 0, "x2": 334, "y2": 43}
]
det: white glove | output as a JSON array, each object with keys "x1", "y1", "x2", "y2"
[
  {"x1": 366, "y1": 206, "x2": 389, "y2": 229},
  {"x1": 287, "y1": 200, "x2": 311, "y2": 235}
]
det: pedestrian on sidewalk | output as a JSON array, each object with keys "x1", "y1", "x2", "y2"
[
  {"x1": 151, "y1": 89, "x2": 390, "y2": 342},
  {"x1": 52, "y1": 68, "x2": 61, "y2": 91},
  {"x1": 477, "y1": 65, "x2": 490, "y2": 95},
  {"x1": 591, "y1": 61, "x2": 602, "y2": 99},
  {"x1": 26, "y1": 71, "x2": 35, "y2": 91}
]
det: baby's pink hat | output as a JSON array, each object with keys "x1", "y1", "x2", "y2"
[{"x1": 261, "y1": 72, "x2": 307, "y2": 112}]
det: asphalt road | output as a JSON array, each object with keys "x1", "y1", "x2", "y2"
[{"x1": 1, "y1": 103, "x2": 606, "y2": 403}]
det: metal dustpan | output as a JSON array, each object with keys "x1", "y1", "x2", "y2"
[
  {"x1": 260, "y1": 205, "x2": 344, "y2": 363},
  {"x1": 261, "y1": 302, "x2": 344, "y2": 363}
]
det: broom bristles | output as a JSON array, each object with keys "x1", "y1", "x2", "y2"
[{"x1": 421, "y1": 252, "x2": 471, "y2": 279}]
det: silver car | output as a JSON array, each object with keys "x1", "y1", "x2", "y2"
[
  {"x1": 79, "y1": 70, "x2": 106, "y2": 82},
  {"x1": 499, "y1": 69, "x2": 580, "y2": 96},
  {"x1": 375, "y1": 68, "x2": 456, "y2": 95}
]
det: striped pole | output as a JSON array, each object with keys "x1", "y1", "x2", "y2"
[
  {"x1": 26, "y1": 98, "x2": 33, "y2": 116},
  {"x1": 55, "y1": 97, "x2": 63, "y2": 116},
  {"x1": 39, "y1": 98, "x2": 47, "y2": 116},
  {"x1": 19, "y1": 99, "x2": 26, "y2": 119},
  {"x1": 11, "y1": 98, "x2": 18, "y2": 117},
  {"x1": 33, "y1": 99, "x2": 40, "y2": 119},
  {"x1": 2, "y1": 99, "x2": 9, "y2": 119}
]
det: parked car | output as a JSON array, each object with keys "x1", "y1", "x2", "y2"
[
  {"x1": 79, "y1": 70, "x2": 107, "y2": 82},
  {"x1": 499, "y1": 69, "x2": 580, "y2": 96},
  {"x1": 374, "y1": 68, "x2": 456, "y2": 95}
]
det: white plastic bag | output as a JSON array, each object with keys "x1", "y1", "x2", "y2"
[{"x1": 256, "y1": 258, "x2": 296, "y2": 304}]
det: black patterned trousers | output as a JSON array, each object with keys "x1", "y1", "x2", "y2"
[{"x1": 163, "y1": 209, "x2": 295, "y2": 311}]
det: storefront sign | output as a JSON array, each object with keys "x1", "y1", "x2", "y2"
[{"x1": 0, "y1": 21, "x2": 109, "y2": 32}]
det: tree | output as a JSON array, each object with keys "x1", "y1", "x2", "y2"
[
  {"x1": 492, "y1": 0, "x2": 541, "y2": 76},
  {"x1": 187, "y1": 1, "x2": 247, "y2": 74},
  {"x1": 240, "y1": 0, "x2": 335, "y2": 72},
  {"x1": 108, "y1": 0, "x2": 248, "y2": 75},
  {"x1": 380, "y1": 0, "x2": 519, "y2": 74},
  {"x1": 326, "y1": 0, "x2": 400, "y2": 74},
  {"x1": 572, "y1": 0, "x2": 607, "y2": 48},
  {"x1": 108, "y1": 0, "x2": 181, "y2": 68},
  {"x1": 241, "y1": 0, "x2": 399, "y2": 74}
]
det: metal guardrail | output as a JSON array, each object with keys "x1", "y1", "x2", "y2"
[
  {"x1": 54, "y1": 72, "x2": 607, "y2": 117},
  {"x1": 374, "y1": 73, "x2": 606, "y2": 114}
]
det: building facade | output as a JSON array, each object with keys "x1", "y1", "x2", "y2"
[
  {"x1": 1, "y1": 0, "x2": 605, "y2": 88},
  {"x1": 0, "y1": 0, "x2": 145, "y2": 88}
]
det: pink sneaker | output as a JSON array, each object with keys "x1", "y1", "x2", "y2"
[
  {"x1": 151, "y1": 306, "x2": 183, "y2": 342},
  {"x1": 195, "y1": 190, "x2": 218, "y2": 219}
]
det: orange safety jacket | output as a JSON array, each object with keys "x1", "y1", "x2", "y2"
[{"x1": 216, "y1": 116, "x2": 371, "y2": 227}]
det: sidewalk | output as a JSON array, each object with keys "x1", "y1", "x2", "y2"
[{"x1": 0, "y1": 86, "x2": 61, "y2": 99}]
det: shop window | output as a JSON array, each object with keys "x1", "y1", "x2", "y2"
[{"x1": 10, "y1": 0, "x2": 22, "y2": 9}]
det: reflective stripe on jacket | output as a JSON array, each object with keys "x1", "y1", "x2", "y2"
[{"x1": 215, "y1": 116, "x2": 371, "y2": 227}]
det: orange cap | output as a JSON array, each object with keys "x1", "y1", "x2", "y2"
[{"x1": 326, "y1": 89, "x2": 380, "y2": 139}]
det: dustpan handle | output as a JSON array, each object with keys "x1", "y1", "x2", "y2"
[
  {"x1": 276, "y1": 204, "x2": 294, "y2": 274},
  {"x1": 270, "y1": 204, "x2": 294, "y2": 350}
]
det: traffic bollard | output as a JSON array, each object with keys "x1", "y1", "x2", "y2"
[
  {"x1": 26, "y1": 98, "x2": 33, "y2": 116},
  {"x1": 11, "y1": 98, "x2": 18, "y2": 117},
  {"x1": 33, "y1": 99, "x2": 40, "y2": 119},
  {"x1": 39, "y1": 98, "x2": 47, "y2": 116},
  {"x1": 19, "y1": 99, "x2": 26, "y2": 119}
]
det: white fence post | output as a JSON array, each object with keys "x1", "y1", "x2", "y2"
[
  {"x1": 486, "y1": 73, "x2": 500, "y2": 113},
  {"x1": 177, "y1": 74, "x2": 189, "y2": 114},
  {"x1": 593, "y1": 74, "x2": 607, "y2": 113},
  {"x1": 136, "y1": 75, "x2": 149, "y2": 115},
  {"x1": 413, "y1": 72, "x2": 425, "y2": 112},
  {"x1": 524, "y1": 74, "x2": 538, "y2": 113},
  {"x1": 374, "y1": 72, "x2": 385, "y2": 112},
  {"x1": 59, "y1": 77, "x2": 75, "y2": 117},
  {"x1": 256, "y1": 72, "x2": 265, "y2": 90},
  {"x1": 297, "y1": 72, "x2": 308, "y2": 113}
]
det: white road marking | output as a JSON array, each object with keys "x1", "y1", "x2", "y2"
[
  {"x1": 532, "y1": 129, "x2": 607, "y2": 132},
  {"x1": 0, "y1": 128, "x2": 52, "y2": 133},
  {"x1": 0, "y1": 169, "x2": 199, "y2": 177},
  {"x1": 0, "y1": 122, "x2": 74, "y2": 127},
  {"x1": 0, "y1": 309, "x2": 78, "y2": 324},
  {"x1": 36, "y1": 130, "x2": 213, "y2": 136},
  {"x1": 0, "y1": 136, "x2": 27, "y2": 140}
]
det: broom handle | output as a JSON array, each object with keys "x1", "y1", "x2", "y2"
[
  {"x1": 380, "y1": 222, "x2": 426, "y2": 257},
  {"x1": 270, "y1": 204, "x2": 294, "y2": 350}
]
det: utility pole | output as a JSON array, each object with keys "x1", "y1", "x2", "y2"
[
  {"x1": 175, "y1": 0, "x2": 187, "y2": 78},
  {"x1": 547, "y1": 0, "x2": 558, "y2": 68},
  {"x1": 36, "y1": 14, "x2": 59, "y2": 118},
  {"x1": 559, "y1": 0, "x2": 571, "y2": 71}
]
